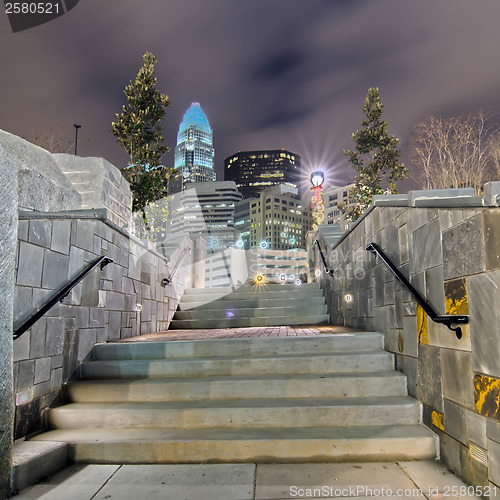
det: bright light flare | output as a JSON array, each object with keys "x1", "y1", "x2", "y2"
[{"x1": 251, "y1": 272, "x2": 267, "y2": 287}]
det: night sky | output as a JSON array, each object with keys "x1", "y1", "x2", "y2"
[{"x1": 2, "y1": 0, "x2": 500, "y2": 190}]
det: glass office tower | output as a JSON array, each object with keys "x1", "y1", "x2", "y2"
[{"x1": 224, "y1": 149, "x2": 301, "y2": 199}]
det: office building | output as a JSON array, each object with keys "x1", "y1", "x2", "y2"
[
  {"x1": 168, "y1": 181, "x2": 243, "y2": 253},
  {"x1": 171, "y1": 102, "x2": 215, "y2": 193},
  {"x1": 246, "y1": 184, "x2": 312, "y2": 250},
  {"x1": 224, "y1": 149, "x2": 301, "y2": 199},
  {"x1": 324, "y1": 184, "x2": 355, "y2": 231}
]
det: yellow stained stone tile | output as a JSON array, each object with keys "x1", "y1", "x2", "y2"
[
  {"x1": 444, "y1": 278, "x2": 469, "y2": 315},
  {"x1": 417, "y1": 304, "x2": 428, "y2": 344},
  {"x1": 474, "y1": 373, "x2": 500, "y2": 421},
  {"x1": 431, "y1": 410, "x2": 444, "y2": 431}
]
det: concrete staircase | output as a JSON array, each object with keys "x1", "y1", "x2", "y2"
[
  {"x1": 30, "y1": 333, "x2": 437, "y2": 464},
  {"x1": 170, "y1": 283, "x2": 329, "y2": 328}
]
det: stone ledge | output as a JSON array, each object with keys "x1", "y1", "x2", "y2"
[
  {"x1": 414, "y1": 196, "x2": 484, "y2": 208},
  {"x1": 373, "y1": 194, "x2": 409, "y2": 207},
  {"x1": 409, "y1": 188, "x2": 475, "y2": 206}
]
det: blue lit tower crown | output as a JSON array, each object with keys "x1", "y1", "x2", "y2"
[{"x1": 173, "y1": 102, "x2": 215, "y2": 192}]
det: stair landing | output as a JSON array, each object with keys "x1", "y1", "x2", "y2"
[{"x1": 117, "y1": 324, "x2": 360, "y2": 342}]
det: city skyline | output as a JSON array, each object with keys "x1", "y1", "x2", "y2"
[{"x1": 2, "y1": 1, "x2": 500, "y2": 190}]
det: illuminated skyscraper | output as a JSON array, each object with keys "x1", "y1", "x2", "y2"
[
  {"x1": 224, "y1": 149, "x2": 301, "y2": 199},
  {"x1": 171, "y1": 102, "x2": 215, "y2": 193}
]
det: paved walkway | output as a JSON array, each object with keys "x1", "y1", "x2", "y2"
[
  {"x1": 15, "y1": 460, "x2": 487, "y2": 499},
  {"x1": 118, "y1": 325, "x2": 362, "y2": 342}
]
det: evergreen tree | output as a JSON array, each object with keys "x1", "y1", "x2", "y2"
[
  {"x1": 111, "y1": 52, "x2": 173, "y2": 226},
  {"x1": 340, "y1": 87, "x2": 407, "y2": 222}
]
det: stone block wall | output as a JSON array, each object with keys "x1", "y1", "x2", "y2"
[
  {"x1": 12, "y1": 210, "x2": 192, "y2": 440},
  {"x1": 316, "y1": 187, "x2": 500, "y2": 492},
  {"x1": 53, "y1": 154, "x2": 132, "y2": 229}
]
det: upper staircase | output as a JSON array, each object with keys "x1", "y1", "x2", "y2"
[
  {"x1": 30, "y1": 332, "x2": 437, "y2": 464},
  {"x1": 170, "y1": 283, "x2": 329, "y2": 328}
]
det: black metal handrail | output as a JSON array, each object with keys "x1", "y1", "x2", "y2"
[
  {"x1": 161, "y1": 247, "x2": 190, "y2": 287},
  {"x1": 13, "y1": 256, "x2": 113, "y2": 340},
  {"x1": 366, "y1": 242, "x2": 468, "y2": 339},
  {"x1": 314, "y1": 240, "x2": 334, "y2": 277}
]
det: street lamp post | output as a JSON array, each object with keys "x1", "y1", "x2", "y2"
[
  {"x1": 310, "y1": 170, "x2": 325, "y2": 230},
  {"x1": 73, "y1": 124, "x2": 81, "y2": 155}
]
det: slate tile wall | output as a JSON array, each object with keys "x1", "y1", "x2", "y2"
[
  {"x1": 319, "y1": 205, "x2": 500, "y2": 493},
  {"x1": 12, "y1": 212, "x2": 191, "y2": 439}
]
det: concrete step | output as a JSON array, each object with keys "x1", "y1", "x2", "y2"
[
  {"x1": 49, "y1": 397, "x2": 420, "y2": 430},
  {"x1": 81, "y1": 351, "x2": 394, "y2": 379},
  {"x1": 30, "y1": 425, "x2": 438, "y2": 463},
  {"x1": 174, "y1": 283, "x2": 326, "y2": 328},
  {"x1": 10, "y1": 440, "x2": 68, "y2": 494},
  {"x1": 91, "y1": 333, "x2": 385, "y2": 361},
  {"x1": 179, "y1": 288, "x2": 323, "y2": 303},
  {"x1": 181, "y1": 283, "x2": 320, "y2": 295},
  {"x1": 66, "y1": 371, "x2": 408, "y2": 403},
  {"x1": 26, "y1": 334, "x2": 438, "y2": 465},
  {"x1": 173, "y1": 304, "x2": 328, "y2": 321},
  {"x1": 178, "y1": 295, "x2": 326, "y2": 311},
  {"x1": 169, "y1": 314, "x2": 330, "y2": 328}
]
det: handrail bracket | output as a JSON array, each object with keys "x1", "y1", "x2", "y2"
[
  {"x1": 161, "y1": 247, "x2": 190, "y2": 287},
  {"x1": 314, "y1": 240, "x2": 334, "y2": 278}
]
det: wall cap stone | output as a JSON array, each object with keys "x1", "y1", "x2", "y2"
[
  {"x1": 409, "y1": 188, "x2": 475, "y2": 206},
  {"x1": 484, "y1": 182, "x2": 500, "y2": 207},
  {"x1": 414, "y1": 196, "x2": 484, "y2": 208}
]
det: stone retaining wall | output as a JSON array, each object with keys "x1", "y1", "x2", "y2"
[
  {"x1": 0, "y1": 135, "x2": 17, "y2": 498},
  {"x1": 12, "y1": 210, "x2": 192, "y2": 439},
  {"x1": 315, "y1": 185, "x2": 500, "y2": 491}
]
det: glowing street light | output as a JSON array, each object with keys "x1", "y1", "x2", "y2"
[{"x1": 310, "y1": 170, "x2": 324, "y2": 188}]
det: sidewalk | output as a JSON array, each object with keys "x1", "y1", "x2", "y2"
[{"x1": 15, "y1": 460, "x2": 489, "y2": 499}]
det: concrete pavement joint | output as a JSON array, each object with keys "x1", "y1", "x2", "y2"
[
  {"x1": 396, "y1": 461, "x2": 431, "y2": 500},
  {"x1": 89, "y1": 464, "x2": 122, "y2": 500}
]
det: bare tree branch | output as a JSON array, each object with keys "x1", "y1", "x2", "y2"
[
  {"x1": 409, "y1": 111, "x2": 497, "y2": 195},
  {"x1": 25, "y1": 128, "x2": 75, "y2": 154}
]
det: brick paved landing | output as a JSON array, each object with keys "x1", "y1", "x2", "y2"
[{"x1": 117, "y1": 325, "x2": 362, "y2": 342}]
